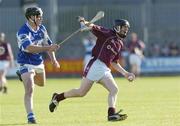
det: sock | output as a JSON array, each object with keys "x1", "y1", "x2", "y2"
[
  {"x1": 108, "y1": 107, "x2": 116, "y2": 116},
  {"x1": 3, "y1": 86, "x2": 7, "y2": 93},
  {"x1": 27, "y1": 113, "x2": 35, "y2": 121},
  {"x1": 56, "y1": 93, "x2": 66, "y2": 102}
]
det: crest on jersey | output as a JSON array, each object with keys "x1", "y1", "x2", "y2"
[
  {"x1": 19, "y1": 34, "x2": 28, "y2": 41},
  {"x1": 39, "y1": 32, "x2": 44, "y2": 38}
]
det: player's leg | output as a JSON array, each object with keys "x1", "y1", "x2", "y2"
[
  {"x1": 0, "y1": 61, "x2": 9, "y2": 93},
  {"x1": 129, "y1": 54, "x2": 141, "y2": 76},
  {"x1": 16, "y1": 70, "x2": 22, "y2": 81},
  {"x1": 49, "y1": 77, "x2": 94, "y2": 112},
  {"x1": 0, "y1": 69, "x2": 7, "y2": 94},
  {"x1": 21, "y1": 71, "x2": 36, "y2": 124},
  {"x1": 34, "y1": 65, "x2": 46, "y2": 86},
  {"x1": 34, "y1": 70, "x2": 46, "y2": 87},
  {"x1": 131, "y1": 64, "x2": 137, "y2": 75},
  {"x1": 65, "y1": 77, "x2": 93, "y2": 97},
  {"x1": 136, "y1": 56, "x2": 142, "y2": 76},
  {"x1": 99, "y1": 72, "x2": 127, "y2": 121},
  {"x1": 2, "y1": 70, "x2": 7, "y2": 93},
  {"x1": 0, "y1": 70, "x2": 4, "y2": 92},
  {"x1": 136, "y1": 65, "x2": 141, "y2": 76},
  {"x1": 99, "y1": 73, "x2": 118, "y2": 108},
  {"x1": 99, "y1": 73, "x2": 118, "y2": 113}
]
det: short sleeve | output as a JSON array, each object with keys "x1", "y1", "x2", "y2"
[{"x1": 17, "y1": 32, "x2": 32, "y2": 52}]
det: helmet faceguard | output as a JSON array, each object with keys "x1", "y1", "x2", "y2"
[{"x1": 113, "y1": 19, "x2": 130, "y2": 38}]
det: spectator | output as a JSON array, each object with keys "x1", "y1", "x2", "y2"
[
  {"x1": 161, "y1": 45, "x2": 170, "y2": 57},
  {"x1": 169, "y1": 41, "x2": 179, "y2": 56},
  {"x1": 150, "y1": 43, "x2": 161, "y2": 57}
]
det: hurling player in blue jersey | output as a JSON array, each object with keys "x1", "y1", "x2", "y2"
[{"x1": 16, "y1": 7, "x2": 60, "y2": 124}]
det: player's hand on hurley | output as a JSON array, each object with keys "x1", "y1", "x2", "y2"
[
  {"x1": 125, "y1": 72, "x2": 135, "y2": 82},
  {"x1": 49, "y1": 44, "x2": 60, "y2": 52},
  {"x1": 77, "y1": 16, "x2": 92, "y2": 32},
  {"x1": 77, "y1": 16, "x2": 85, "y2": 22},
  {"x1": 52, "y1": 60, "x2": 60, "y2": 69}
]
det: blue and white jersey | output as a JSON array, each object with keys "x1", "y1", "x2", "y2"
[{"x1": 16, "y1": 22, "x2": 52, "y2": 65}]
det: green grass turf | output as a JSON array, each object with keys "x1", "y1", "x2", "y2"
[{"x1": 0, "y1": 76, "x2": 180, "y2": 126}]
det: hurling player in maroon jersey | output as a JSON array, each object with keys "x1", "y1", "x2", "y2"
[
  {"x1": 49, "y1": 17, "x2": 135, "y2": 121},
  {"x1": 0, "y1": 32, "x2": 14, "y2": 94}
]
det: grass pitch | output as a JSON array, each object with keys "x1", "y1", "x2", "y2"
[{"x1": 0, "y1": 76, "x2": 180, "y2": 126}]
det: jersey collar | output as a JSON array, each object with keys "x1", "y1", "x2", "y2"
[{"x1": 26, "y1": 22, "x2": 40, "y2": 33}]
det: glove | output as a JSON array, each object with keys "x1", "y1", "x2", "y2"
[{"x1": 77, "y1": 16, "x2": 91, "y2": 32}]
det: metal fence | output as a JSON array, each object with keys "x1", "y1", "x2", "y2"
[{"x1": 0, "y1": 3, "x2": 180, "y2": 59}]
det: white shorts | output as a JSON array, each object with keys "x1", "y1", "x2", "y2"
[
  {"x1": 0, "y1": 60, "x2": 9, "y2": 70},
  {"x1": 129, "y1": 54, "x2": 142, "y2": 67},
  {"x1": 19, "y1": 63, "x2": 45, "y2": 75},
  {"x1": 85, "y1": 59, "x2": 112, "y2": 82}
]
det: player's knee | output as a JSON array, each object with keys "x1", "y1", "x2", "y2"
[
  {"x1": 25, "y1": 87, "x2": 34, "y2": 97},
  {"x1": 114, "y1": 87, "x2": 119, "y2": 94},
  {"x1": 35, "y1": 80, "x2": 45, "y2": 87},
  {"x1": 110, "y1": 86, "x2": 119, "y2": 95}
]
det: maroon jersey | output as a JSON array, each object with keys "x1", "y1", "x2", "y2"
[
  {"x1": 91, "y1": 25, "x2": 123, "y2": 67},
  {"x1": 0, "y1": 43, "x2": 10, "y2": 60}
]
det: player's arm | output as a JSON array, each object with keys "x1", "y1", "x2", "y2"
[
  {"x1": 77, "y1": 16, "x2": 94, "y2": 30},
  {"x1": 7, "y1": 43, "x2": 14, "y2": 67},
  {"x1": 78, "y1": 17, "x2": 107, "y2": 39},
  {"x1": 111, "y1": 62, "x2": 135, "y2": 82},
  {"x1": 47, "y1": 51, "x2": 60, "y2": 68},
  {"x1": 43, "y1": 28, "x2": 60, "y2": 68},
  {"x1": 26, "y1": 44, "x2": 59, "y2": 53},
  {"x1": 17, "y1": 33, "x2": 59, "y2": 53},
  {"x1": 135, "y1": 40, "x2": 145, "y2": 58},
  {"x1": 134, "y1": 47, "x2": 144, "y2": 58}
]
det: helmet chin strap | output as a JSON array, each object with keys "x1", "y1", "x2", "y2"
[
  {"x1": 114, "y1": 26, "x2": 121, "y2": 33},
  {"x1": 29, "y1": 16, "x2": 38, "y2": 30},
  {"x1": 114, "y1": 26, "x2": 126, "y2": 38}
]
